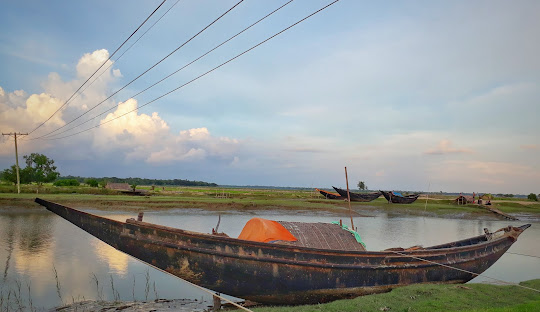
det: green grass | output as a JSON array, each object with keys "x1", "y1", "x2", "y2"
[
  {"x1": 253, "y1": 280, "x2": 540, "y2": 312},
  {"x1": 0, "y1": 185, "x2": 538, "y2": 218}
]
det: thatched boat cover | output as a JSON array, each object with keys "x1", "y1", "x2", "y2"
[{"x1": 277, "y1": 221, "x2": 366, "y2": 251}]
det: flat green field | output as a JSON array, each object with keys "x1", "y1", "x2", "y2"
[{"x1": 0, "y1": 184, "x2": 539, "y2": 220}]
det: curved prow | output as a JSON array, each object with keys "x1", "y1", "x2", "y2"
[{"x1": 518, "y1": 224, "x2": 531, "y2": 231}]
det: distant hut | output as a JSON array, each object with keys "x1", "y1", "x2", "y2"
[
  {"x1": 455, "y1": 195, "x2": 473, "y2": 205},
  {"x1": 105, "y1": 183, "x2": 131, "y2": 191}
]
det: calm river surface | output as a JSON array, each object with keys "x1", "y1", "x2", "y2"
[{"x1": 1, "y1": 205, "x2": 539, "y2": 311}]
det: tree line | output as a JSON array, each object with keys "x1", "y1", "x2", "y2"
[
  {"x1": 0, "y1": 153, "x2": 217, "y2": 187},
  {"x1": 57, "y1": 175, "x2": 218, "y2": 187}
]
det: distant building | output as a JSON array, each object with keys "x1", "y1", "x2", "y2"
[
  {"x1": 105, "y1": 183, "x2": 131, "y2": 191},
  {"x1": 455, "y1": 195, "x2": 474, "y2": 205}
]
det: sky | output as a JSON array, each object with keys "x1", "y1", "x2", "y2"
[{"x1": 0, "y1": 0, "x2": 539, "y2": 194}]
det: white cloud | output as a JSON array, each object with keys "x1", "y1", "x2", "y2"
[
  {"x1": 112, "y1": 68, "x2": 122, "y2": 78},
  {"x1": 0, "y1": 49, "x2": 122, "y2": 156},
  {"x1": 0, "y1": 50, "x2": 240, "y2": 169},
  {"x1": 93, "y1": 99, "x2": 239, "y2": 165}
]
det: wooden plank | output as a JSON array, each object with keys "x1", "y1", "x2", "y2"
[{"x1": 480, "y1": 205, "x2": 518, "y2": 220}]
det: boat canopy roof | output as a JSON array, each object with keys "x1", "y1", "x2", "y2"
[
  {"x1": 238, "y1": 218, "x2": 366, "y2": 251},
  {"x1": 238, "y1": 218, "x2": 298, "y2": 243}
]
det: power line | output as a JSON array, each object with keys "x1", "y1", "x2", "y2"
[
  {"x1": 74, "y1": 0, "x2": 183, "y2": 108},
  {"x1": 37, "y1": 0, "x2": 295, "y2": 140},
  {"x1": 43, "y1": 0, "x2": 342, "y2": 141},
  {"x1": 27, "y1": 0, "x2": 168, "y2": 136},
  {"x1": 30, "y1": 0, "x2": 245, "y2": 140}
]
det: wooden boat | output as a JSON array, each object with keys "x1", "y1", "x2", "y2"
[
  {"x1": 35, "y1": 198, "x2": 529, "y2": 305},
  {"x1": 333, "y1": 187, "x2": 381, "y2": 202},
  {"x1": 380, "y1": 190, "x2": 420, "y2": 204},
  {"x1": 315, "y1": 188, "x2": 345, "y2": 200}
]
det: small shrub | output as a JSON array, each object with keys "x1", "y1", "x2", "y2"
[
  {"x1": 53, "y1": 179, "x2": 80, "y2": 187},
  {"x1": 85, "y1": 179, "x2": 99, "y2": 187}
]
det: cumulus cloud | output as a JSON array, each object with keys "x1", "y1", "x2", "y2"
[
  {"x1": 0, "y1": 49, "x2": 122, "y2": 156},
  {"x1": 0, "y1": 49, "x2": 240, "y2": 169},
  {"x1": 0, "y1": 87, "x2": 66, "y2": 156},
  {"x1": 424, "y1": 139, "x2": 473, "y2": 155},
  {"x1": 94, "y1": 99, "x2": 239, "y2": 165},
  {"x1": 0, "y1": 87, "x2": 65, "y2": 131}
]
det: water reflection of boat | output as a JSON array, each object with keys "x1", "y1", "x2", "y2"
[
  {"x1": 332, "y1": 187, "x2": 381, "y2": 202},
  {"x1": 315, "y1": 188, "x2": 344, "y2": 200},
  {"x1": 36, "y1": 198, "x2": 530, "y2": 305},
  {"x1": 380, "y1": 190, "x2": 420, "y2": 204}
]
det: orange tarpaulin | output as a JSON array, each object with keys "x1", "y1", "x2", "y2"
[{"x1": 238, "y1": 218, "x2": 298, "y2": 243}]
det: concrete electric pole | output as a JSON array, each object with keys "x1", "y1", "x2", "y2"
[{"x1": 1, "y1": 132, "x2": 28, "y2": 194}]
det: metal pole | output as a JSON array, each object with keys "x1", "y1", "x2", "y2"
[{"x1": 344, "y1": 167, "x2": 354, "y2": 230}]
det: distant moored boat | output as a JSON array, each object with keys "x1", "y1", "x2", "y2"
[
  {"x1": 315, "y1": 188, "x2": 345, "y2": 200},
  {"x1": 332, "y1": 186, "x2": 381, "y2": 202},
  {"x1": 380, "y1": 190, "x2": 420, "y2": 204}
]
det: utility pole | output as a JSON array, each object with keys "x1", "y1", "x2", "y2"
[{"x1": 2, "y1": 132, "x2": 28, "y2": 194}]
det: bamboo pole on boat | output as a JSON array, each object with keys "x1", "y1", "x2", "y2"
[{"x1": 344, "y1": 167, "x2": 354, "y2": 230}]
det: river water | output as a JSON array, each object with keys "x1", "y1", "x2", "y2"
[{"x1": 0, "y1": 205, "x2": 538, "y2": 311}]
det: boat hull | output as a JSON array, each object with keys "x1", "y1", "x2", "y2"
[
  {"x1": 333, "y1": 187, "x2": 381, "y2": 202},
  {"x1": 316, "y1": 188, "x2": 344, "y2": 200},
  {"x1": 380, "y1": 190, "x2": 420, "y2": 204},
  {"x1": 35, "y1": 198, "x2": 526, "y2": 305}
]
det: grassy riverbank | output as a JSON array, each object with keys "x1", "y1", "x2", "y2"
[
  {"x1": 1, "y1": 185, "x2": 539, "y2": 220},
  {"x1": 51, "y1": 280, "x2": 540, "y2": 312},
  {"x1": 253, "y1": 279, "x2": 540, "y2": 312}
]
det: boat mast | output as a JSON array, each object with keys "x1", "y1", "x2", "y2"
[{"x1": 344, "y1": 167, "x2": 354, "y2": 230}]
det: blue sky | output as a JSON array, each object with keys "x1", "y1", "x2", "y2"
[{"x1": 1, "y1": 0, "x2": 539, "y2": 194}]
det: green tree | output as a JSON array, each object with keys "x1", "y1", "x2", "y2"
[
  {"x1": 130, "y1": 184, "x2": 137, "y2": 192},
  {"x1": 1, "y1": 165, "x2": 33, "y2": 184},
  {"x1": 357, "y1": 181, "x2": 367, "y2": 191},
  {"x1": 23, "y1": 153, "x2": 60, "y2": 185},
  {"x1": 86, "y1": 179, "x2": 99, "y2": 187},
  {"x1": 527, "y1": 193, "x2": 538, "y2": 201}
]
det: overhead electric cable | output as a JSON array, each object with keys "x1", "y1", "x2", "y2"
[
  {"x1": 37, "y1": 0, "x2": 294, "y2": 140},
  {"x1": 32, "y1": 0, "x2": 244, "y2": 140},
  {"x1": 72, "y1": 0, "x2": 183, "y2": 106},
  {"x1": 27, "y1": 0, "x2": 167, "y2": 136},
  {"x1": 44, "y1": 0, "x2": 342, "y2": 141}
]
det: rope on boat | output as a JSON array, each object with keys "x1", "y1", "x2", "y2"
[
  {"x1": 388, "y1": 250, "x2": 540, "y2": 293},
  {"x1": 507, "y1": 252, "x2": 540, "y2": 259}
]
